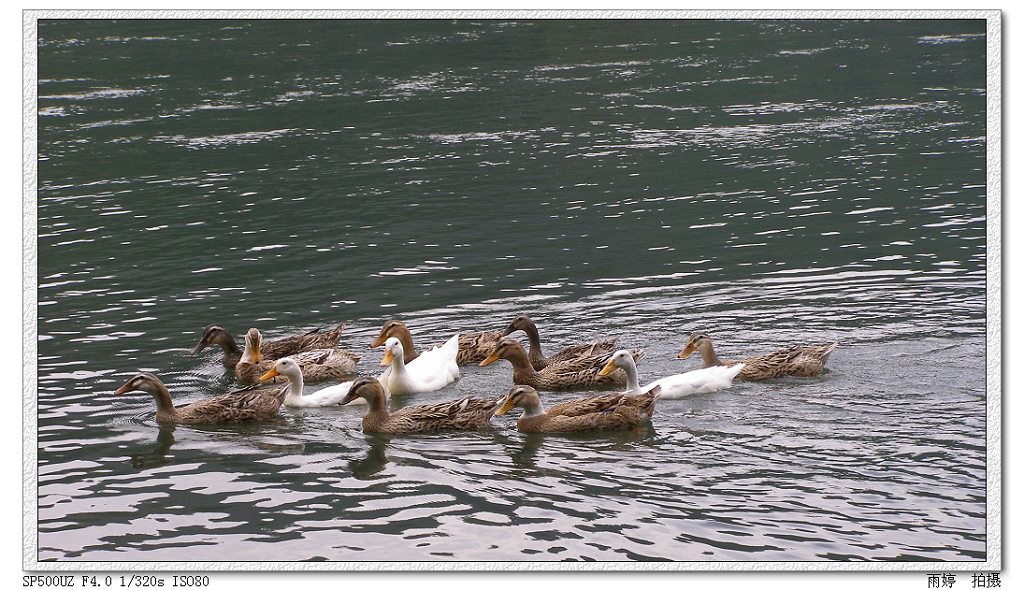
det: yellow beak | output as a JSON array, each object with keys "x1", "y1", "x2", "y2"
[
  {"x1": 380, "y1": 348, "x2": 394, "y2": 367},
  {"x1": 479, "y1": 352, "x2": 500, "y2": 367},
  {"x1": 677, "y1": 342, "x2": 697, "y2": 359},
  {"x1": 495, "y1": 398, "x2": 515, "y2": 416},
  {"x1": 597, "y1": 358, "x2": 618, "y2": 377},
  {"x1": 259, "y1": 367, "x2": 279, "y2": 382}
]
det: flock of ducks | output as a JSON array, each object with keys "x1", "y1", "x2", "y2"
[{"x1": 114, "y1": 315, "x2": 840, "y2": 435}]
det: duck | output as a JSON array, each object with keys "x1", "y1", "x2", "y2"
[
  {"x1": 369, "y1": 320, "x2": 460, "y2": 381},
  {"x1": 494, "y1": 384, "x2": 661, "y2": 433},
  {"x1": 340, "y1": 376, "x2": 499, "y2": 434},
  {"x1": 379, "y1": 335, "x2": 460, "y2": 395},
  {"x1": 235, "y1": 327, "x2": 360, "y2": 384},
  {"x1": 479, "y1": 338, "x2": 642, "y2": 390},
  {"x1": 113, "y1": 373, "x2": 285, "y2": 424},
  {"x1": 678, "y1": 332, "x2": 839, "y2": 380},
  {"x1": 257, "y1": 357, "x2": 360, "y2": 408},
  {"x1": 371, "y1": 319, "x2": 501, "y2": 366},
  {"x1": 599, "y1": 349, "x2": 745, "y2": 399},
  {"x1": 500, "y1": 314, "x2": 618, "y2": 370},
  {"x1": 191, "y1": 322, "x2": 345, "y2": 368}
]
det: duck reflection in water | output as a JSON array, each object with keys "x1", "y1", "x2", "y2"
[
  {"x1": 497, "y1": 424, "x2": 658, "y2": 471},
  {"x1": 348, "y1": 433, "x2": 391, "y2": 479},
  {"x1": 130, "y1": 424, "x2": 177, "y2": 470}
]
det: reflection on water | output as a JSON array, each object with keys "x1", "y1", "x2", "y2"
[{"x1": 36, "y1": 19, "x2": 987, "y2": 562}]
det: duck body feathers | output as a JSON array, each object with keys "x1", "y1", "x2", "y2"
[
  {"x1": 340, "y1": 376, "x2": 496, "y2": 434},
  {"x1": 601, "y1": 349, "x2": 744, "y2": 399},
  {"x1": 501, "y1": 314, "x2": 618, "y2": 370},
  {"x1": 236, "y1": 347, "x2": 360, "y2": 384},
  {"x1": 380, "y1": 334, "x2": 460, "y2": 395},
  {"x1": 481, "y1": 338, "x2": 643, "y2": 390},
  {"x1": 170, "y1": 384, "x2": 287, "y2": 424},
  {"x1": 364, "y1": 397, "x2": 500, "y2": 434},
  {"x1": 114, "y1": 373, "x2": 285, "y2": 425},
  {"x1": 193, "y1": 323, "x2": 346, "y2": 368},
  {"x1": 454, "y1": 331, "x2": 504, "y2": 365},
  {"x1": 680, "y1": 333, "x2": 838, "y2": 381},
  {"x1": 645, "y1": 364, "x2": 746, "y2": 399},
  {"x1": 497, "y1": 385, "x2": 660, "y2": 433}
]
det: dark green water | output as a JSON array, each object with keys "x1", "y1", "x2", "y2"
[{"x1": 36, "y1": 19, "x2": 988, "y2": 562}]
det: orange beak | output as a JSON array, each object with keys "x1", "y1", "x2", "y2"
[
  {"x1": 380, "y1": 348, "x2": 394, "y2": 367},
  {"x1": 259, "y1": 367, "x2": 279, "y2": 382},
  {"x1": 597, "y1": 358, "x2": 618, "y2": 377},
  {"x1": 677, "y1": 341, "x2": 697, "y2": 359},
  {"x1": 495, "y1": 398, "x2": 515, "y2": 416},
  {"x1": 479, "y1": 351, "x2": 500, "y2": 367}
]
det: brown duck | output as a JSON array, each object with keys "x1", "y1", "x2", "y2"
[
  {"x1": 339, "y1": 377, "x2": 500, "y2": 434},
  {"x1": 500, "y1": 314, "x2": 618, "y2": 370},
  {"x1": 479, "y1": 338, "x2": 642, "y2": 390},
  {"x1": 192, "y1": 322, "x2": 345, "y2": 368},
  {"x1": 678, "y1": 332, "x2": 839, "y2": 380},
  {"x1": 235, "y1": 327, "x2": 360, "y2": 383},
  {"x1": 113, "y1": 373, "x2": 286, "y2": 425},
  {"x1": 495, "y1": 384, "x2": 661, "y2": 433}
]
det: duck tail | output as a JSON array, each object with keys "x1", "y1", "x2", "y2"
[
  {"x1": 818, "y1": 341, "x2": 840, "y2": 364},
  {"x1": 726, "y1": 363, "x2": 746, "y2": 382}
]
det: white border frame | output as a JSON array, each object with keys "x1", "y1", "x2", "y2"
[{"x1": 23, "y1": 8, "x2": 1002, "y2": 572}]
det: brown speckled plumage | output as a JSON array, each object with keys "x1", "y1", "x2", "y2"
[
  {"x1": 495, "y1": 385, "x2": 660, "y2": 433},
  {"x1": 114, "y1": 373, "x2": 286, "y2": 425},
  {"x1": 480, "y1": 338, "x2": 643, "y2": 390},
  {"x1": 192, "y1": 322, "x2": 346, "y2": 368},
  {"x1": 678, "y1": 332, "x2": 839, "y2": 381},
  {"x1": 340, "y1": 377, "x2": 499, "y2": 434},
  {"x1": 235, "y1": 328, "x2": 359, "y2": 383},
  {"x1": 500, "y1": 315, "x2": 618, "y2": 370}
]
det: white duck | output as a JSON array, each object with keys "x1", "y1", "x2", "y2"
[
  {"x1": 259, "y1": 357, "x2": 361, "y2": 408},
  {"x1": 379, "y1": 334, "x2": 460, "y2": 395},
  {"x1": 598, "y1": 349, "x2": 745, "y2": 399}
]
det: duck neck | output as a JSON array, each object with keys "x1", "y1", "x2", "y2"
[
  {"x1": 240, "y1": 339, "x2": 260, "y2": 365},
  {"x1": 215, "y1": 335, "x2": 242, "y2": 368},
  {"x1": 362, "y1": 390, "x2": 390, "y2": 428},
  {"x1": 619, "y1": 356, "x2": 642, "y2": 392},
  {"x1": 150, "y1": 382, "x2": 178, "y2": 422},
  {"x1": 520, "y1": 397, "x2": 546, "y2": 419},
  {"x1": 388, "y1": 350, "x2": 410, "y2": 379},
  {"x1": 394, "y1": 329, "x2": 419, "y2": 362},
  {"x1": 699, "y1": 342, "x2": 724, "y2": 368},
  {"x1": 282, "y1": 369, "x2": 305, "y2": 403},
  {"x1": 522, "y1": 322, "x2": 546, "y2": 364},
  {"x1": 504, "y1": 346, "x2": 541, "y2": 383}
]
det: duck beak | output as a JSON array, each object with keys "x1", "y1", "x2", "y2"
[
  {"x1": 678, "y1": 341, "x2": 697, "y2": 359},
  {"x1": 339, "y1": 390, "x2": 358, "y2": 406},
  {"x1": 597, "y1": 358, "x2": 618, "y2": 377},
  {"x1": 479, "y1": 352, "x2": 500, "y2": 367},
  {"x1": 259, "y1": 367, "x2": 279, "y2": 382},
  {"x1": 495, "y1": 398, "x2": 515, "y2": 416},
  {"x1": 380, "y1": 348, "x2": 394, "y2": 367},
  {"x1": 370, "y1": 334, "x2": 386, "y2": 348},
  {"x1": 190, "y1": 338, "x2": 208, "y2": 354},
  {"x1": 113, "y1": 383, "x2": 133, "y2": 396}
]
